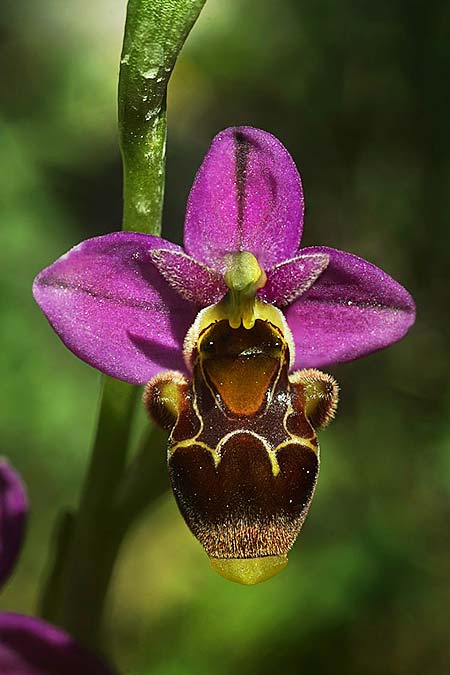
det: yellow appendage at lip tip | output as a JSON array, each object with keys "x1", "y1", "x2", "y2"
[{"x1": 210, "y1": 556, "x2": 288, "y2": 585}]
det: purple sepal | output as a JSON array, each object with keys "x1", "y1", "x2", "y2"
[
  {"x1": 0, "y1": 460, "x2": 27, "y2": 590},
  {"x1": 149, "y1": 249, "x2": 226, "y2": 306},
  {"x1": 33, "y1": 232, "x2": 198, "y2": 385},
  {"x1": 261, "y1": 252, "x2": 329, "y2": 306},
  {"x1": 286, "y1": 246, "x2": 416, "y2": 369},
  {"x1": 0, "y1": 613, "x2": 117, "y2": 675},
  {"x1": 183, "y1": 127, "x2": 304, "y2": 271}
]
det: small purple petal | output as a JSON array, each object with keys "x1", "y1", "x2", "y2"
[
  {"x1": 0, "y1": 613, "x2": 116, "y2": 675},
  {"x1": 286, "y1": 247, "x2": 416, "y2": 369},
  {"x1": 0, "y1": 460, "x2": 27, "y2": 589},
  {"x1": 33, "y1": 232, "x2": 198, "y2": 385},
  {"x1": 261, "y1": 253, "x2": 329, "y2": 306},
  {"x1": 149, "y1": 249, "x2": 227, "y2": 306},
  {"x1": 184, "y1": 127, "x2": 304, "y2": 271}
]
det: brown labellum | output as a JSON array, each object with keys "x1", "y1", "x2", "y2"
[{"x1": 145, "y1": 318, "x2": 338, "y2": 584}]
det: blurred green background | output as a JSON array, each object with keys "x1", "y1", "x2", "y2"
[{"x1": 1, "y1": 1, "x2": 449, "y2": 673}]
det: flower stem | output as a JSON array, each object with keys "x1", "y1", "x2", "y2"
[
  {"x1": 115, "y1": 425, "x2": 168, "y2": 526},
  {"x1": 39, "y1": 0, "x2": 207, "y2": 654},
  {"x1": 119, "y1": 0, "x2": 207, "y2": 234},
  {"x1": 49, "y1": 378, "x2": 139, "y2": 649}
]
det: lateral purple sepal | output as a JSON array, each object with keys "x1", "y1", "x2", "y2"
[
  {"x1": 261, "y1": 253, "x2": 329, "y2": 306},
  {"x1": 286, "y1": 246, "x2": 416, "y2": 369},
  {"x1": 149, "y1": 249, "x2": 226, "y2": 306},
  {"x1": 183, "y1": 127, "x2": 304, "y2": 271},
  {"x1": 33, "y1": 232, "x2": 197, "y2": 385},
  {"x1": 0, "y1": 613, "x2": 117, "y2": 675},
  {"x1": 0, "y1": 460, "x2": 27, "y2": 589}
]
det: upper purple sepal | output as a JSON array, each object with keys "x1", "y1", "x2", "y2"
[
  {"x1": 0, "y1": 460, "x2": 28, "y2": 589},
  {"x1": 286, "y1": 246, "x2": 416, "y2": 369},
  {"x1": 183, "y1": 127, "x2": 304, "y2": 271},
  {"x1": 0, "y1": 613, "x2": 117, "y2": 675}
]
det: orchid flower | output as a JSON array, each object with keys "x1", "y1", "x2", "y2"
[
  {"x1": 33, "y1": 127, "x2": 415, "y2": 584},
  {"x1": 0, "y1": 461, "x2": 116, "y2": 674}
]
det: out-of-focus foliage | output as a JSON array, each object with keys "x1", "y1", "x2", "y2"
[{"x1": 1, "y1": 1, "x2": 449, "y2": 674}]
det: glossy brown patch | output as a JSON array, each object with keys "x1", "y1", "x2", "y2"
[{"x1": 197, "y1": 319, "x2": 285, "y2": 416}]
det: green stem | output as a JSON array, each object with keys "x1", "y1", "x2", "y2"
[
  {"x1": 55, "y1": 379, "x2": 138, "y2": 646},
  {"x1": 119, "y1": 0, "x2": 207, "y2": 234},
  {"x1": 115, "y1": 426, "x2": 168, "y2": 527},
  {"x1": 39, "y1": 510, "x2": 75, "y2": 623}
]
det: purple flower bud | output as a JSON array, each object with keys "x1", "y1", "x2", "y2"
[
  {"x1": 0, "y1": 460, "x2": 28, "y2": 589},
  {"x1": 0, "y1": 613, "x2": 117, "y2": 675}
]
